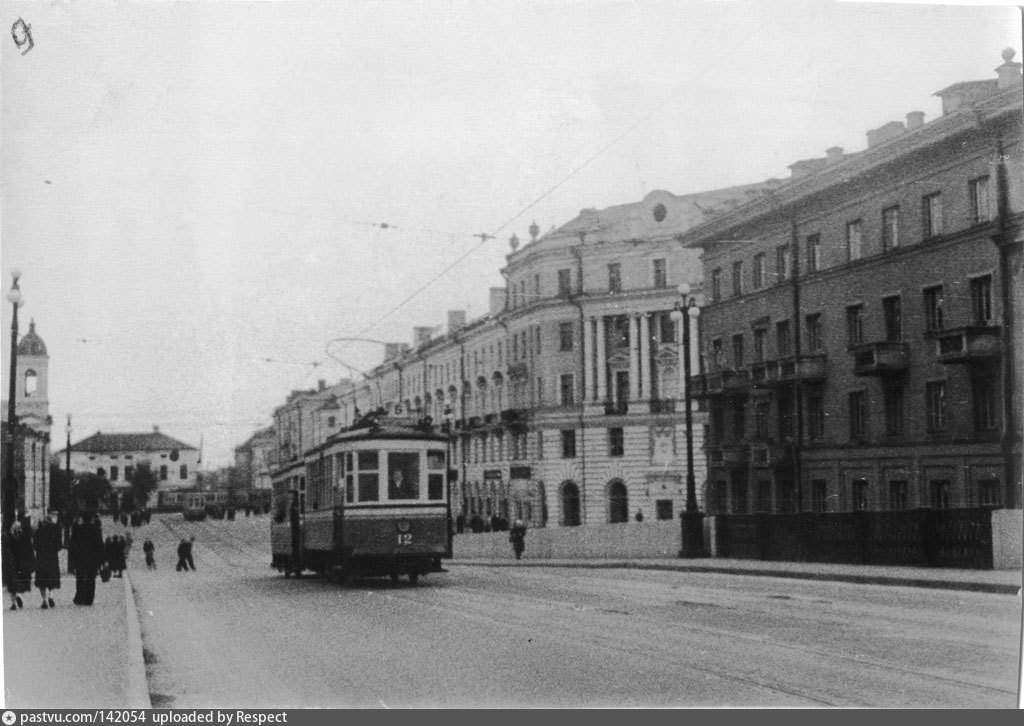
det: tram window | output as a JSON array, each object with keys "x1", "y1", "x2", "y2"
[
  {"x1": 428, "y1": 474, "x2": 444, "y2": 500},
  {"x1": 358, "y1": 473, "x2": 379, "y2": 502},
  {"x1": 358, "y1": 451, "x2": 378, "y2": 470},
  {"x1": 428, "y1": 451, "x2": 445, "y2": 470},
  {"x1": 388, "y1": 452, "x2": 420, "y2": 500},
  {"x1": 345, "y1": 475, "x2": 354, "y2": 503}
]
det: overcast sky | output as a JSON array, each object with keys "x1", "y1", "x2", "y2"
[{"x1": 1, "y1": 1, "x2": 1020, "y2": 468}]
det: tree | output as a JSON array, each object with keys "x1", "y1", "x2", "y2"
[
  {"x1": 129, "y1": 462, "x2": 159, "y2": 511},
  {"x1": 75, "y1": 473, "x2": 112, "y2": 512}
]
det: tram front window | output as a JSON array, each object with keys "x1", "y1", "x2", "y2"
[{"x1": 388, "y1": 452, "x2": 420, "y2": 500}]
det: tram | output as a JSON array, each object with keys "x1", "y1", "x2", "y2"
[
  {"x1": 270, "y1": 415, "x2": 452, "y2": 585},
  {"x1": 182, "y1": 492, "x2": 208, "y2": 521}
]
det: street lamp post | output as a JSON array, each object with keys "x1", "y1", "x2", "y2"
[
  {"x1": 671, "y1": 282, "x2": 705, "y2": 558},
  {"x1": 4, "y1": 269, "x2": 24, "y2": 530},
  {"x1": 65, "y1": 414, "x2": 73, "y2": 511}
]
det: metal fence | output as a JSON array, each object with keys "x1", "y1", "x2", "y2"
[{"x1": 714, "y1": 508, "x2": 994, "y2": 569}]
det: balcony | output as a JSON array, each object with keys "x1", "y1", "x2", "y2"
[
  {"x1": 709, "y1": 444, "x2": 748, "y2": 467},
  {"x1": 850, "y1": 341, "x2": 910, "y2": 376},
  {"x1": 649, "y1": 398, "x2": 676, "y2": 414},
  {"x1": 749, "y1": 360, "x2": 779, "y2": 389},
  {"x1": 483, "y1": 413, "x2": 498, "y2": 425},
  {"x1": 776, "y1": 354, "x2": 828, "y2": 385},
  {"x1": 466, "y1": 416, "x2": 482, "y2": 429},
  {"x1": 933, "y1": 326, "x2": 1001, "y2": 364},
  {"x1": 604, "y1": 400, "x2": 629, "y2": 415},
  {"x1": 500, "y1": 408, "x2": 527, "y2": 423},
  {"x1": 749, "y1": 442, "x2": 792, "y2": 467},
  {"x1": 690, "y1": 369, "x2": 750, "y2": 398},
  {"x1": 507, "y1": 362, "x2": 529, "y2": 381}
]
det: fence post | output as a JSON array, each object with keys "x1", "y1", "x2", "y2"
[
  {"x1": 922, "y1": 508, "x2": 937, "y2": 567},
  {"x1": 757, "y1": 513, "x2": 770, "y2": 560}
]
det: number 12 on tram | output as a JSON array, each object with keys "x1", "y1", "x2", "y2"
[{"x1": 271, "y1": 422, "x2": 452, "y2": 585}]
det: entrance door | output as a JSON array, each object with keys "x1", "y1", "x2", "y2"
[
  {"x1": 608, "y1": 481, "x2": 628, "y2": 523},
  {"x1": 561, "y1": 482, "x2": 580, "y2": 526},
  {"x1": 615, "y1": 371, "x2": 630, "y2": 404}
]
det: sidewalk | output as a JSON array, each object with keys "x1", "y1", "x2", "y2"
[
  {"x1": 2, "y1": 572, "x2": 150, "y2": 709},
  {"x1": 451, "y1": 557, "x2": 1023, "y2": 594}
]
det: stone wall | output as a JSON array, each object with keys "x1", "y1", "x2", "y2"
[
  {"x1": 991, "y1": 508, "x2": 1023, "y2": 570},
  {"x1": 452, "y1": 520, "x2": 680, "y2": 560}
]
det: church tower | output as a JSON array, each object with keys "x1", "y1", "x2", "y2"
[{"x1": 15, "y1": 319, "x2": 50, "y2": 429}]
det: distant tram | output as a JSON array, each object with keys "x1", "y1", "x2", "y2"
[
  {"x1": 182, "y1": 493, "x2": 208, "y2": 521},
  {"x1": 270, "y1": 416, "x2": 452, "y2": 585}
]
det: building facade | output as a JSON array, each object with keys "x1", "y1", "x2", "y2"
[
  {"x1": 234, "y1": 426, "x2": 277, "y2": 492},
  {"x1": 59, "y1": 427, "x2": 200, "y2": 508},
  {"x1": 679, "y1": 51, "x2": 1023, "y2": 516},
  {"x1": 1, "y1": 319, "x2": 53, "y2": 523}
]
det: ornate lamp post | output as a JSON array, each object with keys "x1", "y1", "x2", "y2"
[
  {"x1": 4, "y1": 269, "x2": 24, "y2": 530},
  {"x1": 671, "y1": 282, "x2": 705, "y2": 558},
  {"x1": 65, "y1": 414, "x2": 73, "y2": 510}
]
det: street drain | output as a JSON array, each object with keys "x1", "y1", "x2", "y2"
[
  {"x1": 767, "y1": 594, "x2": 793, "y2": 600},
  {"x1": 599, "y1": 608, "x2": 630, "y2": 615}
]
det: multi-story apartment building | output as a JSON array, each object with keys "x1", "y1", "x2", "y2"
[
  {"x1": 680, "y1": 51, "x2": 1023, "y2": 516},
  {"x1": 234, "y1": 426, "x2": 277, "y2": 491},
  {"x1": 316, "y1": 185, "x2": 782, "y2": 528}
]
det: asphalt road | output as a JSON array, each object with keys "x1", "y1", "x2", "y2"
[{"x1": 128, "y1": 514, "x2": 1021, "y2": 708}]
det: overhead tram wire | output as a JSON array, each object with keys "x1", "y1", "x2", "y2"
[{"x1": 355, "y1": 15, "x2": 779, "y2": 338}]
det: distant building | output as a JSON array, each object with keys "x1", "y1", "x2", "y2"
[
  {"x1": 234, "y1": 426, "x2": 276, "y2": 491},
  {"x1": 679, "y1": 50, "x2": 1023, "y2": 515},
  {"x1": 58, "y1": 426, "x2": 200, "y2": 509},
  {"x1": 1, "y1": 319, "x2": 53, "y2": 523}
]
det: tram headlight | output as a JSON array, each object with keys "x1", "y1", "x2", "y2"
[{"x1": 396, "y1": 518, "x2": 411, "y2": 533}]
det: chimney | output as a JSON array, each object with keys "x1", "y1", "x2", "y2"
[
  {"x1": 413, "y1": 326, "x2": 433, "y2": 347},
  {"x1": 826, "y1": 146, "x2": 844, "y2": 164},
  {"x1": 384, "y1": 342, "x2": 403, "y2": 361},
  {"x1": 866, "y1": 120, "x2": 905, "y2": 148},
  {"x1": 153, "y1": 425, "x2": 159, "y2": 433},
  {"x1": 489, "y1": 287, "x2": 506, "y2": 316},
  {"x1": 906, "y1": 111, "x2": 925, "y2": 130},
  {"x1": 448, "y1": 310, "x2": 466, "y2": 334},
  {"x1": 996, "y1": 48, "x2": 1022, "y2": 90},
  {"x1": 318, "y1": 379, "x2": 326, "y2": 391}
]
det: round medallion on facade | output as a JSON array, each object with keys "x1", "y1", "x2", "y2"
[{"x1": 653, "y1": 203, "x2": 667, "y2": 223}]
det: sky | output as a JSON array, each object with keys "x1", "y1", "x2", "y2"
[{"x1": 1, "y1": 0, "x2": 1020, "y2": 468}]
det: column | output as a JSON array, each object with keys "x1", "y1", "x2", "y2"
[
  {"x1": 639, "y1": 313, "x2": 651, "y2": 400},
  {"x1": 596, "y1": 316, "x2": 607, "y2": 401},
  {"x1": 678, "y1": 315, "x2": 686, "y2": 402},
  {"x1": 583, "y1": 316, "x2": 594, "y2": 402},
  {"x1": 628, "y1": 315, "x2": 640, "y2": 401}
]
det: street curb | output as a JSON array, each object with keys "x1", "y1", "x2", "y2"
[
  {"x1": 451, "y1": 560, "x2": 1022, "y2": 595},
  {"x1": 122, "y1": 574, "x2": 152, "y2": 708}
]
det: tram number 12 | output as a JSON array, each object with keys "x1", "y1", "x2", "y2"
[{"x1": 397, "y1": 533, "x2": 413, "y2": 545}]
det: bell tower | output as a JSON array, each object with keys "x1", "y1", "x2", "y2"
[{"x1": 16, "y1": 319, "x2": 50, "y2": 427}]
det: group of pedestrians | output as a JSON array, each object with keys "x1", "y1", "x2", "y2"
[
  {"x1": 1, "y1": 508, "x2": 62, "y2": 610},
  {"x1": 104, "y1": 534, "x2": 131, "y2": 578},
  {"x1": 175, "y1": 537, "x2": 196, "y2": 571}
]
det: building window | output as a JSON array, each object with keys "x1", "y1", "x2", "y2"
[
  {"x1": 534, "y1": 273, "x2": 541, "y2": 299},
  {"x1": 560, "y1": 374, "x2": 575, "y2": 406},
  {"x1": 882, "y1": 295, "x2": 902, "y2": 342},
  {"x1": 775, "y1": 320, "x2": 791, "y2": 358},
  {"x1": 777, "y1": 397, "x2": 794, "y2": 439},
  {"x1": 752, "y1": 253, "x2": 765, "y2": 289},
  {"x1": 924, "y1": 286, "x2": 944, "y2": 332},
  {"x1": 846, "y1": 305, "x2": 864, "y2": 346},
  {"x1": 608, "y1": 263, "x2": 621, "y2": 293},
  {"x1": 851, "y1": 479, "x2": 869, "y2": 512},
  {"x1": 811, "y1": 480, "x2": 828, "y2": 513},
  {"x1": 970, "y1": 275, "x2": 993, "y2": 325},
  {"x1": 559, "y1": 322, "x2": 574, "y2": 351},
  {"x1": 732, "y1": 334, "x2": 744, "y2": 368},
  {"x1": 561, "y1": 430, "x2": 576, "y2": 458},
  {"x1": 656, "y1": 500, "x2": 673, "y2": 520},
  {"x1": 608, "y1": 427, "x2": 624, "y2": 457},
  {"x1": 711, "y1": 268, "x2": 722, "y2": 302},
  {"x1": 888, "y1": 480, "x2": 908, "y2": 510},
  {"x1": 731, "y1": 473, "x2": 748, "y2": 513},
  {"x1": 883, "y1": 382, "x2": 904, "y2": 436},
  {"x1": 805, "y1": 234, "x2": 821, "y2": 273},
  {"x1": 969, "y1": 176, "x2": 991, "y2": 225},
  {"x1": 710, "y1": 338, "x2": 724, "y2": 370},
  {"x1": 925, "y1": 381, "x2": 946, "y2": 431},
  {"x1": 557, "y1": 268, "x2": 572, "y2": 297},
  {"x1": 731, "y1": 399, "x2": 746, "y2": 440},
  {"x1": 124, "y1": 466, "x2": 133, "y2": 481},
  {"x1": 732, "y1": 261, "x2": 743, "y2": 297},
  {"x1": 848, "y1": 390, "x2": 866, "y2": 439},
  {"x1": 807, "y1": 395, "x2": 824, "y2": 440},
  {"x1": 110, "y1": 466, "x2": 119, "y2": 482},
  {"x1": 180, "y1": 464, "x2": 188, "y2": 479},
  {"x1": 776, "y1": 245, "x2": 791, "y2": 282},
  {"x1": 710, "y1": 405, "x2": 724, "y2": 444},
  {"x1": 658, "y1": 311, "x2": 676, "y2": 344},
  {"x1": 652, "y1": 258, "x2": 667, "y2": 288},
  {"x1": 805, "y1": 313, "x2": 823, "y2": 352},
  {"x1": 923, "y1": 192, "x2": 943, "y2": 238},
  {"x1": 160, "y1": 465, "x2": 168, "y2": 480},
  {"x1": 882, "y1": 206, "x2": 900, "y2": 251},
  {"x1": 754, "y1": 401, "x2": 770, "y2": 440},
  {"x1": 753, "y1": 328, "x2": 767, "y2": 362},
  {"x1": 756, "y1": 480, "x2": 772, "y2": 513},
  {"x1": 972, "y1": 370, "x2": 998, "y2": 432},
  {"x1": 846, "y1": 220, "x2": 863, "y2": 261},
  {"x1": 929, "y1": 479, "x2": 951, "y2": 509},
  {"x1": 978, "y1": 479, "x2": 1001, "y2": 507}
]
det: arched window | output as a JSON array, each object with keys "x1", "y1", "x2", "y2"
[
  {"x1": 23, "y1": 369, "x2": 37, "y2": 396},
  {"x1": 561, "y1": 481, "x2": 581, "y2": 526},
  {"x1": 608, "y1": 480, "x2": 629, "y2": 523}
]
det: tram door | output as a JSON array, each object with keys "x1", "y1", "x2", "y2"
[{"x1": 289, "y1": 489, "x2": 302, "y2": 570}]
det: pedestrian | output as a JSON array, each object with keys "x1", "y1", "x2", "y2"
[
  {"x1": 455, "y1": 513, "x2": 465, "y2": 534},
  {"x1": 33, "y1": 508, "x2": 62, "y2": 609},
  {"x1": 113, "y1": 535, "x2": 127, "y2": 577},
  {"x1": 185, "y1": 536, "x2": 196, "y2": 571},
  {"x1": 104, "y1": 536, "x2": 115, "y2": 573},
  {"x1": 3, "y1": 520, "x2": 34, "y2": 610},
  {"x1": 143, "y1": 539, "x2": 156, "y2": 569},
  {"x1": 71, "y1": 513, "x2": 104, "y2": 605},
  {"x1": 509, "y1": 519, "x2": 527, "y2": 561},
  {"x1": 175, "y1": 538, "x2": 189, "y2": 572}
]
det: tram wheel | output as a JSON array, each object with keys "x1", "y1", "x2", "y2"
[
  {"x1": 408, "y1": 572, "x2": 420, "y2": 585},
  {"x1": 389, "y1": 573, "x2": 400, "y2": 583},
  {"x1": 283, "y1": 569, "x2": 291, "y2": 579}
]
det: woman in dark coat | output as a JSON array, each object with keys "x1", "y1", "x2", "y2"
[
  {"x1": 8, "y1": 521, "x2": 36, "y2": 608},
  {"x1": 33, "y1": 509, "x2": 62, "y2": 609},
  {"x1": 71, "y1": 514, "x2": 104, "y2": 605}
]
